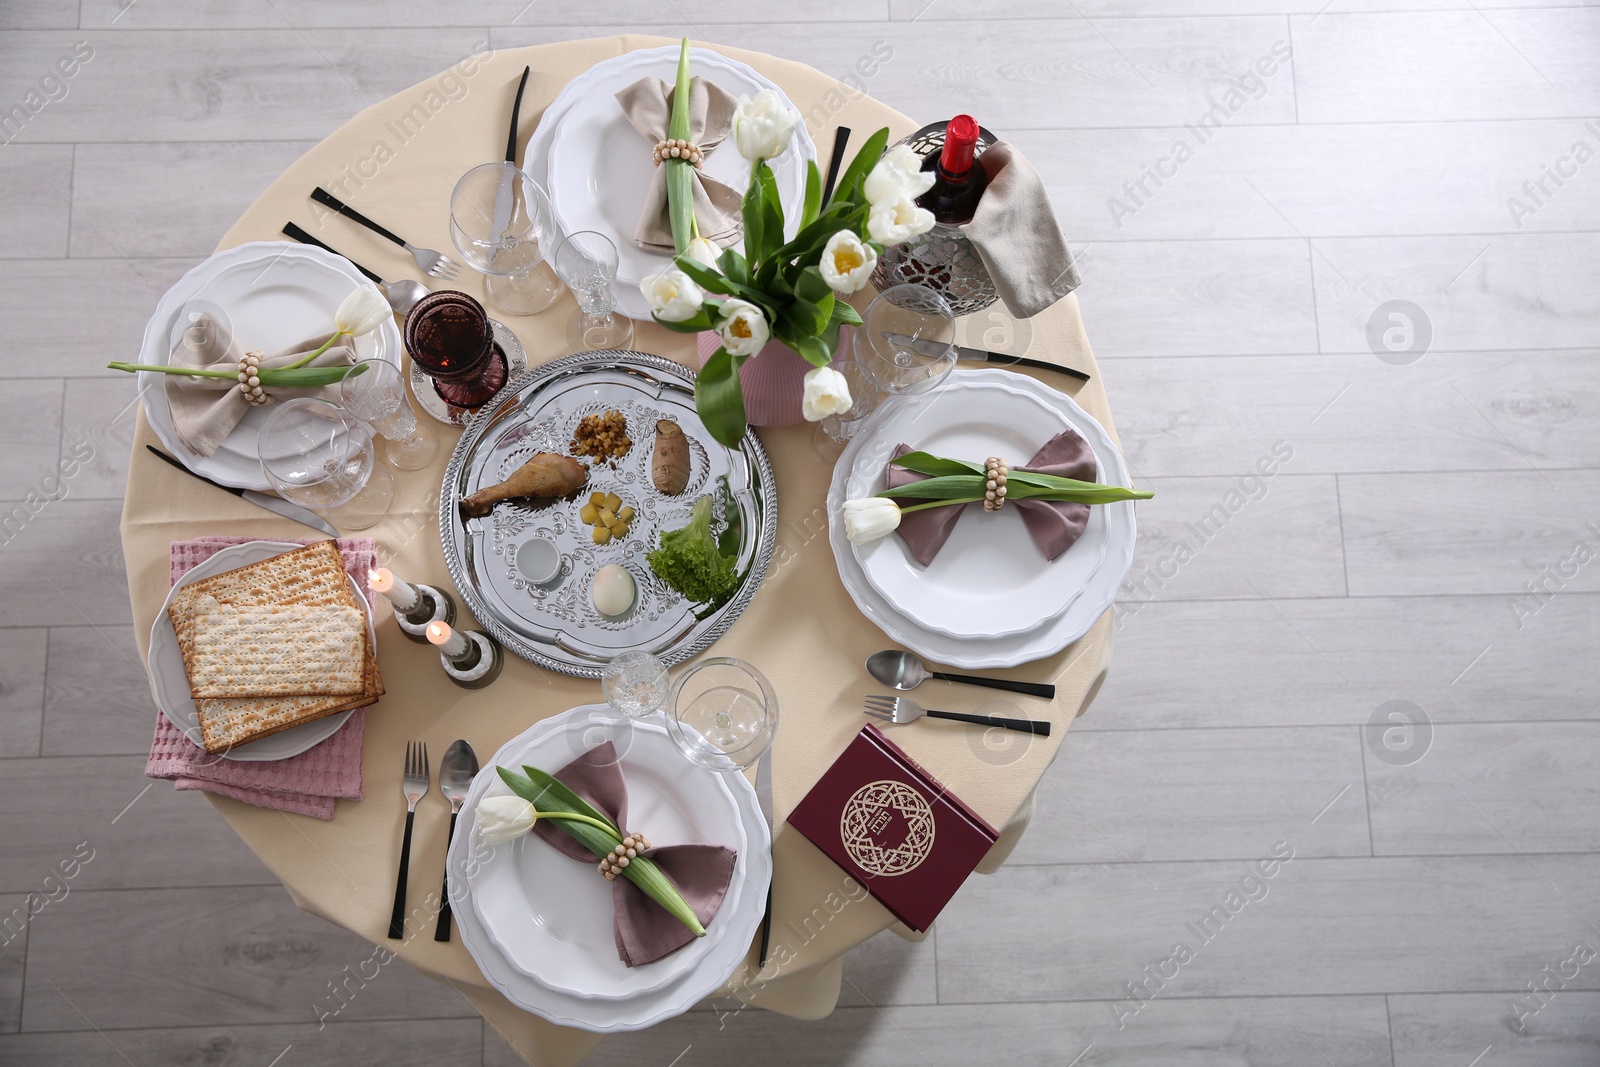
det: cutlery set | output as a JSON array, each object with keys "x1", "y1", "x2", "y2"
[
  {"x1": 863, "y1": 649, "x2": 1054, "y2": 737},
  {"x1": 388, "y1": 739, "x2": 480, "y2": 942}
]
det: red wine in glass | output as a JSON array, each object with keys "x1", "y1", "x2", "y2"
[
  {"x1": 403, "y1": 290, "x2": 507, "y2": 410},
  {"x1": 915, "y1": 114, "x2": 989, "y2": 225}
]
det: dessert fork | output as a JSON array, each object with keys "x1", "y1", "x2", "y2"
[
  {"x1": 312, "y1": 187, "x2": 462, "y2": 281},
  {"x1": 388, "y1": 741, "x2": 429, "y2": 939},
  {"x1": 863, "y1": 695, "x2": 1051, "y2": 736}
]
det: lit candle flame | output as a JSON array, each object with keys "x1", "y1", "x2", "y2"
[
  {"x1": 368, "y1": 567, "x2": 392, "y2": 592},
  {"x1": 426, "y1": 621, "x2": 451, "y2": 646}
]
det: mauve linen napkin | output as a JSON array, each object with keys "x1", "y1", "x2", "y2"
[
  {"x1": 615, "y1": 75, "x2": 744, "y2": 253},
  {"x1": 166, "y1": 312, "x2": 355, "y2": 458},
  {"x1": 532, "y1": 741, "x2": 737, "y2": 967},
  {"x1": 962, "y1": 141, "x2": 1081, "y2": 319},
  {"x1": 886, "y1": 428, "x2": 1098, "y2": 566},
  {"x1": 143, "y1": 536, "x2": 372, "y2": 820}
]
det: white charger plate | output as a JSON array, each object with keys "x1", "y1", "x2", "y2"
[
  {"x1": 827, "y1": 369, "x2": 1139, "y2": 669},
  {"x1": 846, "y1": 379, "x2": 1112, "y2": 640},
  {"x1": 135, "y1": 242, "x2": 403, "y2": 490},
  {"x1": 469, "y1": 714, "x2": 747, "y2": 1001},
  {"x1": 450, "y1": 707, "x2": 771, "y2": 1032},
  {"x1": 529, "y1": 46, "x2": 816, "y2": 321},
  {"x1": 145, "y1": 540, "x2": 373, "y2": 762}
]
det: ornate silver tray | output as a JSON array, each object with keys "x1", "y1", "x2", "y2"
[{"x1": 438, "y1": 350, "x2": 778, "y2": 678}]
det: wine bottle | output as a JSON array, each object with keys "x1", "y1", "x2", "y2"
[{"x1": 915, "y1": 114, "x2": 989, "y2": 225}]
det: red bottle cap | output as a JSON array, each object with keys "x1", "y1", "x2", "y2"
[{"x1": 939, "y1": 114, "x2": 979, "y2": 175}]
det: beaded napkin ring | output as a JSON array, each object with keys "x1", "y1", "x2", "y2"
[
  {"x1": 598, "y1": 831, "x2": 652, "y2": 881},
  {"x1": 984, "y1": 457, "x2": 1009, "y2": 512},
  {"x1": 236, "y1": 352, "x2": 268, "y2": 406},
  {"x1": 652, "y1": 138, "x2": 704, "y2": 168}
]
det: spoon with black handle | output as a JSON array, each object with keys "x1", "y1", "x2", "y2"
[{"x1": 866, "y1": 649, "x2": 1055, "y2": 700}]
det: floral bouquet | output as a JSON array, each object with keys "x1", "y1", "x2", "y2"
[{"x1": 641, "y1": 39, "x2": 939, "y2": 446}]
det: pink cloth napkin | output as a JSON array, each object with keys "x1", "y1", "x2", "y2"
[
  {"x1": 143, "y1": 536, "x2": 374, "y2": 820},
  {"x1": 532, "y1": 741, "x2": 737, "y2": 967},
  {"x1": 886, "y1": 428, "x2": 1098, "y2": 567}
]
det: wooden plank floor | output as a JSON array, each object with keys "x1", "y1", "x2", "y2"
[{"x1": 2, "y1": 2, "x2": 1597, "y2": 1064}]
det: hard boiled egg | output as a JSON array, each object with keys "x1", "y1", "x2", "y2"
[{"x1": 591, "y1": 564, "x2": 635, "y2": 617}]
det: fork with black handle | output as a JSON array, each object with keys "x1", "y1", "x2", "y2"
[
  {"x1": 388, "y1": 741, "x2": 429, "y2": 940},
  {"x1": 311, "y1": 187, "x2": 462, "y2": 280},
  {"x1": 864, "y1": 695, "x2": 1051, "y2": 736}
]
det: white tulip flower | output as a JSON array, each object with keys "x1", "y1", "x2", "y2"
[
  {"x1": 732, "y1": 90, "x2": 800, "y2": 162},
  {"x1": 842, "y1": 497, "x2": 902, "y2": 545},
  {"x1": 686, "y1": 237, "x2": 723, "y2": 272},
  {"x1": 863, "y1": 144, "x2": 935, "y2": 205},
  {"x1": 333, "y1": 286, "x2": 393, "y2": 338},
  {"x1": 818, "y1": 230, "x2": 878, "y2": 294},
  {"x1": 867, "y1": 193, "x2": 937, "y2": 246},
  {"x1": 476, "y1": 795, "x2": 538, "y2": 845},
  {"x1": 801, "y1": 365, "x2": 854, "y2": 422},
  {"x1": 641, "y1": 268, "x2": 705, "y2": 322},
  {"x1": 716, "y1": 298, "x2": 770, "y2": 357}
]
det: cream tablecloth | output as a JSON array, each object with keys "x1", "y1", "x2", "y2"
[{"x1": 120, "y1": 35, "x2": 1117, "y2": 1067}]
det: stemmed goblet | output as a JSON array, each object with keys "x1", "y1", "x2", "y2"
[
  {"x1": 339, "y1": 359, "x2": 437, "y2": 470},
  {"x1": 449, "y1": 163, "x2": 561, "y2": 317},
  {"x1": 257, "y1": 397, "x2": 394, "y2": 531},
  {"x1": 667, "y1": 657, "x2": 778, "y2": 772},
  {"x1": 859, "y1": 283, "x2": 957, "y2": 398},
  {"x1": 554, "y1": 230, "x2": 634, "y2": 350}
]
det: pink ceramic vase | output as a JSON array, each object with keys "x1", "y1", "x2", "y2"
[{"x1": 694, "y1": 331, "x2": 811, "y2": 428}]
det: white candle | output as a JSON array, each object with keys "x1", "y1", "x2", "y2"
[
  {"x1": 427, "y1": 621, "x2": 470, "y2": 658},
  {"x1": 368, "y1": 567, "x2": 421, "y2": 613}
]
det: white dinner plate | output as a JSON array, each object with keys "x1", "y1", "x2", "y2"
[
  {"x1": 827, "y1": 369, "x2": 1139, "y2": 669},
  {"x1": 846, "y1": 379, "x2": 1111, "y2": 640},
  {"x1": 529, "y1": 46, "x2": 816, "y2": 321},
  {"x1": 145, "y1": 540, "x2": 372, "y2": 762},
  {"x1": 469, "y1": 713, "x2": 747, "y2": 1000},
  {"x1": 135, "y1": 242, "x2": 404, "y2": 490},
  {"x1": 449, "y1": 707, "x2": 772, "y2": 1032}
]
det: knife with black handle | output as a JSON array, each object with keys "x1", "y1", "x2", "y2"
[{"x1": 145, "y1": 446, "x2": 340, "y2": 538}]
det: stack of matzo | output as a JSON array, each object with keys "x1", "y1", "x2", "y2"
[{"x1": 166, "y1": 541, "x2": 383, "y2": 752}]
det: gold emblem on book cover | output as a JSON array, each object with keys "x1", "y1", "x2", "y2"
[{"x1": 840, "y1": 779, "x2": 935, "y2": 877}]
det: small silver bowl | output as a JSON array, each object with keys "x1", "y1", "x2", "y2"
[{"x1": 514, "y1": 536, "x2": 563, "y2": 586}]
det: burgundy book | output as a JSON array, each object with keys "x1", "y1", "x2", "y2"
[{"x1": 786, "y1": 724, "x2": 998, "y2": 931}]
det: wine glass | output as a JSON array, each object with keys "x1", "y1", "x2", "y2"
[
  {"x1": 602, "y1": 651, "x2": 670, "y2": 720},
  {"x1": 257, "y1": 397, "x2": 394, "y2": 531},
  {"x1": 339, "y1": 359, "x2": 437, "y2": 471},
  {"x1": 859, "y1": 283, "x2": 957, "y2": 397},
  {"x1": 554, "y1": 230, "x2": 634, "y2": 350},
  {"x1": 668, "y1": 657, "x2": 778, "y2": 771},
  {"x1": 403, "y1": 290, "x2": 507, "y2": 412},
  {"x1": 449, "y1": 162, "x2": 561, "y2": 317}
]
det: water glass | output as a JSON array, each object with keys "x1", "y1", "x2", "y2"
[
  {"x1": 554, "y1": 230, "x2": 633, "y2": 350},
  {"x1": 257, "y1": 397, "x2": 393, "y2": 531},
  {"x1": 601, "y1": 651, "x2": 670, "y2": 720},
  {"x1": 668, "y1": 657, "x2": 778, "y2": 771},
  {"x1": 449, "y1": 162, "x2": 561, "y2": 316},
  {"x1": 339, "y1": 359, "x2": 437, "y2": 471},
  {"x1": 860, "y1": 283, "x2": 957, "y2": 396},
  {"x1": 818, "y1": 356, "x2": 880, "y2": 444}
]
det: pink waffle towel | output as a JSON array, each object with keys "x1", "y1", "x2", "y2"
[{"x1": 143, "y1": 536, "x2": 375, "y2": 819}]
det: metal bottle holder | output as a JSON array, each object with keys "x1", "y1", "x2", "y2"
[{"x1": 870, "y1": 120, "x2": 1001, "y2": 316}]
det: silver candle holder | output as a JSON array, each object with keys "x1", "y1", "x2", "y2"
[
  {"x1": 392, "y1": 582, "x2": 458, "y2": 644},
  {"x1": 428, "y1": 623, "x2": 504, "y2": 691}
]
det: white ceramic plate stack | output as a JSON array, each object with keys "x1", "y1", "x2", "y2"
[
  {"x1": 146, "y1": 540, "x2": 375, "y2": 761},
  {"x1": 134, "y1": 242, "x2": 404, "y2": 491},
  {"x1": 827, "y1": 368, "x2": 1140, "y2": 669},
  {"x1": 529, "y1": 45, "x2": 817, "y2": 322},
  {"x1": 449, "y1": 706, "x2": 771, "y2": 1032}
]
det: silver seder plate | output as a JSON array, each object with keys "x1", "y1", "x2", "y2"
[{"x1": 439, "y1": 350, "x2": 777, "y2": 678}]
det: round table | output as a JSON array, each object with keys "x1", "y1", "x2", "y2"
[{"x1": 120, "y1": 35, "x2": 1117, "y2": 1067}]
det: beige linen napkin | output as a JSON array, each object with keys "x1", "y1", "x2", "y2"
[
  {"x1": 166, "y1": 312, "x2": 355, "y2": 458},
  {"x1": 615, "y1": 75, "x2": 744, "y2": 252},
  {"x1": 963, "y1": 141, "x2": 1081, "y2": 319}
]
